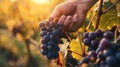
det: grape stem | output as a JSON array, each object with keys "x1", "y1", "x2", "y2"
[
  {"x1": 65, "y1": 32, "x2": 72, "y2": 42},
  {"x1": 116, "y1": 35, "x2": 120, "y2": 42},
  {"x1": 115, "y1": 25, "x2": 120, "y2": 43},
  {"x1": 102, "y1": 0, "x2": 120, "y2": 14},
  {"x1": 84, "y1": 21, "x2": 87, "y2": 32},
  {"x1": 67, "y1": 49, "x2": 83, "y2": 57},
  {"x1": 86, "y1": 13, "x2": 97, "y2": 31},
  {"x1": 77, "y1": 31, "x2": 85, "y2": 56}
]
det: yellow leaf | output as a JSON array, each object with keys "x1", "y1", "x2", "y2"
[{"x1": 69, "y1": 39, "x2": 83, "y2": 60}]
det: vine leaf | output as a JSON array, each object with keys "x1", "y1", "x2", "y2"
[
  {"x1": 98, "y1": 1, "x2": 119, "y2": 30},
  {"x1": 87, "y1": 1, "x2": 119, "y2": 31},
  {"x1": 69, "y1": 38, "x2": 85, "y2": 60}
]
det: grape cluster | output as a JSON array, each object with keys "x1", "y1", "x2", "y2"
[
  {"x1": 39, "y1": 21, "x2": 64, "y2": 59},
  {"x1": 80, "y1": 26, "x2": 120, "y2": 67},
  {"x1": 83, "y1": 29, "x2": 101, "y2": 51},
  {"x1": 65, "y1": 51, "x2": 78, "y2": 67}
]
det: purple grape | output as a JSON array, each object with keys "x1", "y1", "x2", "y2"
[
  {"x1": 50, "y1": 34, "x2": 56, "y2": 40},
  {"x1": 103, "y1": 49, "x2": 113, "y2": 57},
  {"x1": 46, "y1": 26, "x2": 52, "y2": 32},
  {"x1": 57, "y1": 23, "x2": 63, "y2": 27},
  {"x1": 97, "y1": 52, "x2": 105, "y2": 60},
  {"x1": 91, "y1": 40, "x2": 99, "y2": 50},
  {"x1": 43, "y1": 35, "x2": 50, "y2": 42},
  {"x1": 52, "y1": 29, "x2": 60, "y2": 36},
  {"x1": 80, "y1": 56, "x2": 90, "y2": 64},
  {"x1": 89, "y1": 32, "x2": 97, "y2": 40},
  {"x1": 41, "y1": 44, "x2": 47, "y2": 50},
  {"x1": 83, "y1": 32, "x2": 89, "y2": 38},
  {"x1": 41, "y1": 38, "x2": 47, "y2": 43},
  {"x1": 39, "y1": 22, "x2": 45, "y2": 28},
  {"x1": 47, "y1": 45, "x2": 52, "y2": 51},
  {"x1": 40, "y1": 31, "x2": 47, "y2": 37},
  {"x1": 116, "y1": 52, "x2": 120, "y2": 61},
  {"x1": 41, "y1": 50, "x2": 48, "y2": 55},
  {"x1": 103, "y1": 31, "x2": 114, "y2": 40},
  {"x1": 45, "y1": 21, "x2": 50, "y2": 26},
  {"x1": 54, "y1": 52, "x2": 59, "y2": 58},
  {"x1": 65, "y1": 51, "x2": 78, "y2": 67},
  {"x1": 47, "y1": 41, "x2": 56, "y2": 46},
  {"x1": 47, "y1": 52, "x2": 54, "y2": 59},
  {"x1": 99, "y1": 38, "x2": 111, "y2": 49},
  {"x1": 105, "y1": 56, "x2": 116, "y2": 66},
  {"x1": 53, "y1": 46, "x2": 60, "y2": 52},
  {"x1": 87, "y1": 46, "x2": 94, "y2": 51},
  {"x1": 40, "y1": 26, "x2": 47, "y2": 31},
  {"x1": 83, "y1": 38, "x2": 91, "y2": 46},
  {"x1": 100, "y1": 61, "x2": 106, "y2": 67},
  {"x1": 96, "y1": 47, "x2": 104, "y2": 54},
  {"x1": 46, "y1": 32, "x2": 51, "y2": 36},
  {"x1": 56, "y1": 23, "x2": 63, "y2": 30},
  {"x1": 49, "y1": 22, "x2": 56, "y2": 27},
  {"x1": 95, "y1": 29, "x2": 103, "y2": 38},
  {"x1": 88, "y1": 51, "x2": 97, "y2": 58}
]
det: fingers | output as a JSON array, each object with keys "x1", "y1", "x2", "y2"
[
  {"x1": 67, "y1": 14, "x2": 79, "y2": 32},
  {"x1": 48, "y1": 17, "x2": 54, "y2": 22},
  {"x1": 73, "y1": 9, "x2": 86, "y2": 32},
  {"x1": 64, "y1": 16, "x2": 72, "y2": 31},
  {"x1": 58, "y1": 15, "x2": 66, "y2": 23},
  {"x1": 50, "y1": 5, "x2": 61, "y2": 19}
]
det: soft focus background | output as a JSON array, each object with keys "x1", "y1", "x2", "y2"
[
  {"x1": 0, "y1": 0, "x2": 65, "y2": 67},
  {"x1": 0, "y1": 0, "x2": 120, "y2": 67}
]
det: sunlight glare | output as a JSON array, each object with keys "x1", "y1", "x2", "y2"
[{"x1": 32, "y1": 0, "x2": 49, "y2": 4}]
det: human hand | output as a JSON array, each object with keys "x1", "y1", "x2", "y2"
[{"x1": 48, "y1": 0, "x2": 98, "y2": 32}]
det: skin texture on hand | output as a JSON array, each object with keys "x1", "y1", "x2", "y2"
[{"x1": 48, "y1": 0, "x2": 98, "y2": 32}]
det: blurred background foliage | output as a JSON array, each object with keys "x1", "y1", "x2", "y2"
[
  {"x1": 0, "y1": 0, "x2": 120, "y2": 67},
  {"x1": 0, "y1": 0, "x2": 65, "y2": 67}
]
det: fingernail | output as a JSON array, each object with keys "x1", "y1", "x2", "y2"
[
  {"x1": 58, "y1": 15, "x2": 66, "y2": 22},
  {"x1": 67, "y1": 16, "x2": 72, "y2": 20},
  {"x1": 73, "y1": 14, "x2": 78, "y2": 18},
  {"x1": 48, "y1": 17, "x2": 54, "y2": 22}
]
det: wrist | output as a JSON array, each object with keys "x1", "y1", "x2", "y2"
[
  {"x1": 80, "y1": 0, "x2": 98, "y2": 12},
  {"x1": 69, "y1": 0, "x2": 98, "y2": 11}
]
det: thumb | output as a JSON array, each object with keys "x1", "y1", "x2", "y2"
[{"x1": 50, "y1": 5, "x2": 61, "y2": 19}]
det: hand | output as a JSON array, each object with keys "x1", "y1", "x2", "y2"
[{"x1": 48, "y1": 0, "x2": 97, "y2": 32}]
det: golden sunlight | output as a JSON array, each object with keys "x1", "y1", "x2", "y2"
[{"x1": 32, "y1": 0, "x2": 49, "y2": 4}]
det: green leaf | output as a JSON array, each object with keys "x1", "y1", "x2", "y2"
[
  {"x1": 99, "y1": 1, "x2": 119, "y2": 30},
  {"x1": 91, "y1": 1, "x2": 119, "y2": 31}
]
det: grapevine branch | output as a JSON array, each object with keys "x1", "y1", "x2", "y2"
[
  {"x1": 95, "y1": 0, "x2": 103, "y2": 30},
  {"x1": 102, "y1": 0, "x2": 120, "y2": 14},
  {"x1": 95, "y1": 0, "x2": 120, "y2": 30}
]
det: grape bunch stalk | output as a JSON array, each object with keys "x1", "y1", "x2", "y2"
[
  {"x1": 80, "y1": 26, "x2": 120, "y2": 67},
  {"x1": 39, "y1": 21, "x2": 65, "y2": 59}
]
